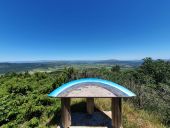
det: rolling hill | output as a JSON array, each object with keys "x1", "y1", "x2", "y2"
[{"x1": 0, "y1": 60, "x2": 143, "y2": 74}]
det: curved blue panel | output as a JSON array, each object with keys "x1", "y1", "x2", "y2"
[{"x1": 48, "y1": 78, "x2": 136, "y2": 97}]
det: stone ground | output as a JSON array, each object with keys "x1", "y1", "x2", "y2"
[{"x1": 57, "y1": 111, "x2": 112, "y2": 128}]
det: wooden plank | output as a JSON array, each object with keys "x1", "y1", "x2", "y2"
[
  {"x1": 111, "y1": 98, "x2": 122, "y2": 128},
  {"x1": 61, "y1": 98, "x2": 71, "y2": 128},
  {"x1": 86, "y1": 98, "x2": 94, "y2": 114}
]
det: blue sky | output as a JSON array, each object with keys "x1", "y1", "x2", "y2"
[{"x1": 0, "y1": 0, "x2": 170, "y2": 61}]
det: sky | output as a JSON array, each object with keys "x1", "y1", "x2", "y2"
[{"x1": 0, "y1": 0, "x2": 170, "y2": 61}]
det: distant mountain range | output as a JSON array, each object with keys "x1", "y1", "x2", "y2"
[{"x1": 0, "y1": 59, "x2": 144, "y2": 74}]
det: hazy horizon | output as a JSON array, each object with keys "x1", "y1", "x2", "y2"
[{"x1": 1, "y1": 57, "x2": 169, "y2": 63}]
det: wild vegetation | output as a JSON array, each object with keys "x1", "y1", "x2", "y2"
[{"x1": 0, "y1": 58, "x2": 169, "y2": 127}]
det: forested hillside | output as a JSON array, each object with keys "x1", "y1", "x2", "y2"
[{"x1": 0, "y1": 58, "x2": 169, "y2": 127}]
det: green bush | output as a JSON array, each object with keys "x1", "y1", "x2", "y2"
[
  {"x1": 7, "y1": 84, "x2": 32, "y2": 95},
  {"x1": 27, "y1": 117, "x2": 39, "y2": 127}
]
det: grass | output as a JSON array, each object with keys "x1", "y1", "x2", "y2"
[
  {"x1": 122, "y1": 101, "x2": 166, "y2": 128},
  {"x1": 72, "y1": 98, "x2": 166, "y2": 128}
]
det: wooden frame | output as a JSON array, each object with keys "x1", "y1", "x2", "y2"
[
  {"x1": 111, "y1": 98, "x2": 122, "y2": 128},
  {"x1": 61, "y1": 97, "x2": 122, "y2": 128},
  {"x1": 61, "y1": 98, "x2": 71, "y2": 128},
  {"x1": 86, "y1": 98, "x2": 94, "y2": 114}
]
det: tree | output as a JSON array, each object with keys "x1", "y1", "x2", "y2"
[
  {"x1": 63, "y1": 67, "x2": 77, "y2": 81},
  {"x1": 111, "y1": 65, "x2": 120, "y2": 72}
]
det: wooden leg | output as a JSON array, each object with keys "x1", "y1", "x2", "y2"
[
  {"x1": 86, "y1": 98, "x2": 94, "y2": 114},
  {"x1": 111, "y1": 98, "x2": 122, "y2": 128},
  {"x1": 61, "y1": 98, "x2": 71, "y2": 128}
]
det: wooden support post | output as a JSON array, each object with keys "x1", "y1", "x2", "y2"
[
  {"x1": 61, "y1": 98, "x2": 71, "y2": 128},
  {"x1": 86, "y1": 98, "x2": 94, "y2": 114},
  {"x1": 111, "y1": 98, "x2": 122, "y2": 128}
]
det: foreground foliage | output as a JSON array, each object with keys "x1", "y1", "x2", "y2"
[{"x1": 0, "y1": 58, "x2": 169, "y2": 127}]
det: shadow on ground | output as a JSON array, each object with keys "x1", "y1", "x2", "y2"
[{"x1": 47, "y1": 101, "x2": 112, "y2": 128}]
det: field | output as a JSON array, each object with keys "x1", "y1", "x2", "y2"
[{"x1": 0, "y1": 60, "x2": 142, "y2": 74}]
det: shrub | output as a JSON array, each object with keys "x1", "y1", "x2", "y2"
[{"x1": 27, "y1": 117, "x2": 39, "y2": 127}]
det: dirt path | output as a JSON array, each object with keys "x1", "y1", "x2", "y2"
[{"x1": 57, "y1": 111, "x2": 112, "y2": 128}]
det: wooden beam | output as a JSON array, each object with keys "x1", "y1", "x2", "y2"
[
  {"x1": 86, "y1": 98, "x2": 94, "y2": 114},
  {"x1": 111, "y1": 98, "x2": 122, "y2": 128},
  {"x1": 61, "y1": 98, "x2": 71, "y2": 128}
]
